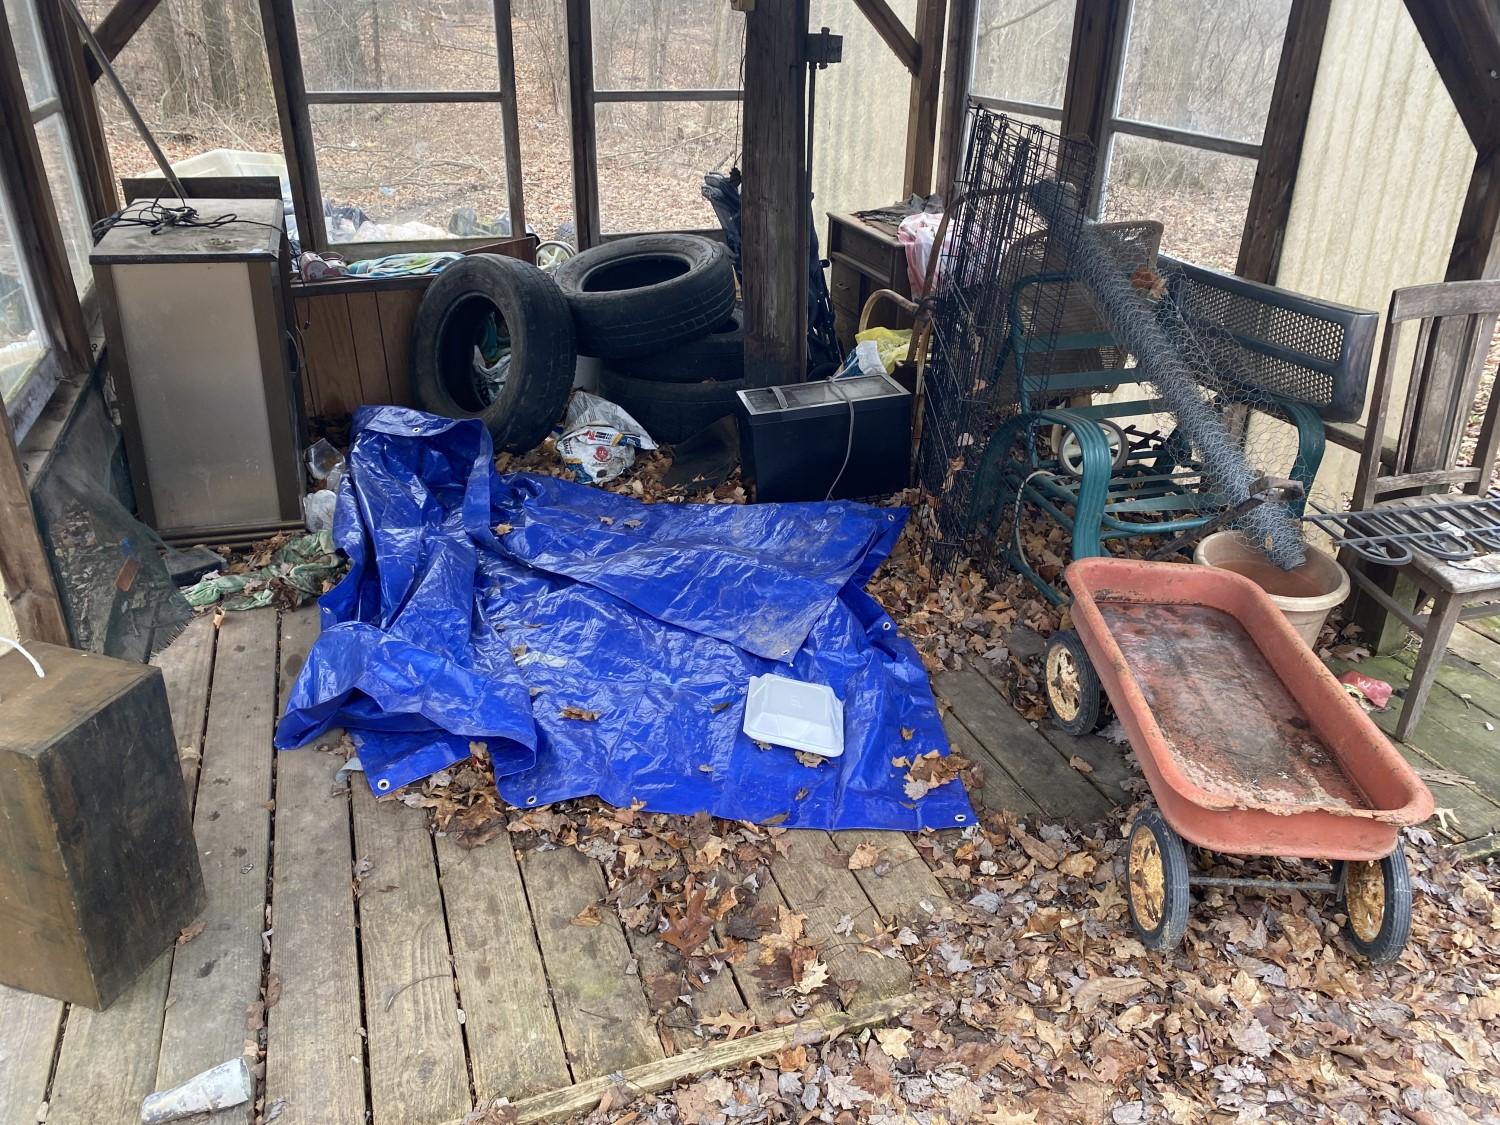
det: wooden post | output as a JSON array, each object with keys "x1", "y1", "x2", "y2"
[
  {"x1": 0, "y1": 407, "x2": 68, "y2": 645},
  {"x1": 1058, "y1": 0, "x2": 1128, "y2": 213},
  {"x1": 564, "y1": 0, "x2": 600, "y2": 249},
  {"x1": 259, "y1": 0, "x2": 325, "y2": 253},
  {"x1": 38, "y1": 0, "x2": 118, "y2": 221},
  {"x1": 1447, "y1": 147, "x2": 1500, "y2": 281},
  {"x1": 1235, "y1": 0, "x2": 1330, "y2": 284},
  {"x1": 494, "y1": 0, "x2": 528, "y2": 240},
  {"x1": 902, "y1": 0, "x2": 947, "y2": 198},
  {"x1": 936, "y1": 0, "x2": 976, "y2": 203},
  {"x1": 742, "y1": 0, "x2": 809, "y2": 387}
]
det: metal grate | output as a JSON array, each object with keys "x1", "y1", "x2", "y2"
[
  {"x1": 1305, "y1": 493, "x2": 1500, "y2": 566},
  {"x1": 917, "y1": 108, "x2": 1095, "y2": 558}
]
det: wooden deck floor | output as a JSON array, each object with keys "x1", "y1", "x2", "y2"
[{"x1": 3, "y1": 606, "x2": 1498, "y2": 1124}]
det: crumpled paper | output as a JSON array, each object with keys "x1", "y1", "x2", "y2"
[{"x1": 556, "y1": 390, "x2": 657, "y2": 484}]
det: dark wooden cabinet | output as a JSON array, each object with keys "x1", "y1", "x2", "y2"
[{"x1": 826, "y1": 212, "x2": 915, "y2": 353}]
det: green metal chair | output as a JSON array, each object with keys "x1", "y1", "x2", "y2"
[{"x1": 966, "y1": 243, "x2": 1379, "y2": 604}]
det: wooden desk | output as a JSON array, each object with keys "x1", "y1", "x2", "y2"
[{"x1": 826, "y1": 211, "x2": 914, "y2": 352}]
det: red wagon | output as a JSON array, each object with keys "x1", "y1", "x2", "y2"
[{"x1": 1043, "y1": 557, "x2": 1435, "y2": 962}]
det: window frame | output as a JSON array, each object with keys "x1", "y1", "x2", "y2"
[
  {"x1": 564, "y1": 0, "x2": 743, "y2": 249},
  {"x1": 0, "y1": 0, "x2": 93, "y2": 441},
  {"x1": 264, "y1": 0, "x2": 530, "y2": 255}
]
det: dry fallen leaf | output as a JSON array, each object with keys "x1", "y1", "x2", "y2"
[
  {"x1": 559, "y1": 706, "x2": 601, "y2": 721},
  {"x1": 570, "y1": 903, "x2": 602, "y2": 927},
  {"x1": 847, "y1": 841, "x2": 883, "y2": 870},
  {"x1": 176, "y1": 920, "x2": 206, "y2": 945}
]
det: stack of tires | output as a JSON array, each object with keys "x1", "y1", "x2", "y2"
[{"x1": 554, "y1": 234, "x2": 743, "y2": 444}]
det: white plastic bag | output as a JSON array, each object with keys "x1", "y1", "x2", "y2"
[
  {"x1": 897, "y1": 210, "x2": 944, "y2": 297},
  {"x1": 556, "y1": 390, "x2": 658, "y2": 484}
]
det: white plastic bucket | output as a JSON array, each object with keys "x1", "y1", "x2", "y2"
[{"x1": 1193, "y1": 531, "x2": 1349, "y2": 647}]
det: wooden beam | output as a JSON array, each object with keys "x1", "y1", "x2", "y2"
[
  {"x1": 853, "y1": 0, "x2": 920, "y2": 74},
  {"x1": 1235, "y1": 0, "x2": 1330, "y2": 283},
  {"x1": 0, "y1": 406, "x2": 68, "y2": 645},
  {"x1": 83, "y1": 0, "x2": 165, "y2": 83},
  {"x1": 903, "y1": 0, "x2": 948, "y2": 197},
  {"x1": 259, "y1": 0, "x2": 325, "y2": 253},
  {"x1": 936, "y1": 0, "x2": 977, "y2": 202},
  {"x1": 1402, "y1": 0, "x2": 1500, "y2": 155},
  {"x1": 437, "y1": 994, "x2": 917, "y2": 1125},
  {"x1": 494, "y1": 0, "x2": 527, "y2": 240},
  {"x1": 742, "y1": 0, "x2": 810, "y2": 387},
  {"x1": 1059, "y1": 0, "x2": 1128, "y2": 212},
  {"x1": 1447, "y1": 146, "x2": 1500, "y2": 281},
  {"x1": 564, "y1": 0, "x2": 600, "y2": 248},
  {"x1": 38, "y1": 0, "x2": 117, "y2": 219}
]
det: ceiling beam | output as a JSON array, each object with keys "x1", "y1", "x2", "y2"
[
  {"x1": 84, "y1": 0, "x2": 166, "y2": 82},
  {"x1": 1402, "y1": 0, "x2": 1500, "y2": 154},
  {"x1": 903, "y1": 0, "x2": 948, "y2": 196},
  {"x1": 852, "y1": 0, "x2": 920, "y2": 74}
]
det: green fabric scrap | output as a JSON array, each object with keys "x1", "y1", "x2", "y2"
[{"x1": 184, "y1": 530, "x2": 345, "y2": 611}]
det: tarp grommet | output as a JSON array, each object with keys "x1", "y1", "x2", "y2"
[{"x1": 376, "y1": 778, "x2": 391, "y2": 791}]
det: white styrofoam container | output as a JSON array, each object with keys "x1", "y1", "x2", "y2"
[{"x1": 742, "y1": 674, "x2": 845, "y2": 758}]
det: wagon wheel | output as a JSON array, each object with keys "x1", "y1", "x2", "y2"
[
  {"x1": 1125, "y1": 808, "x2": 1190, "y2": 952},
  {"x1": 1043, "y1": 630, "x2": 1104, "y2": 736},
  {"x1": 1335, "y1": 843, "x2": 1413, "y2": 964}
]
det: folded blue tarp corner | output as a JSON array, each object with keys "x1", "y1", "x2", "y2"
[{"x1": 276, "y1": 406, "x2": 974, "y2": 831}]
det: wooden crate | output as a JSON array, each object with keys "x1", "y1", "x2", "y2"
[{"x1": 0, "y1": 643, "x2": 204, "y2": 1010}]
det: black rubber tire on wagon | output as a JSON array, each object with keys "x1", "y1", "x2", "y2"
[
  {"x1": 1333, "y1": 843, "x2": 1413, "y2": 964},
  {"x1": 1043, "y1": 630, "x2": 1105, "y2": 736},
  {"x1": 554, "y1": 234, "x2": 737, "y2": 360},
  {"x1": 615, "y1": 307, "x2": 745, "y2": 383},
  {"x1": 412, "y1": 254, "x2": 577, "y2": 454},
  {"x1": 597, "y1": 367, "x2": 746, "y2": 445},
  {"x1": 1125, "y1": 808, "x2": 1191, "y2": 953}
]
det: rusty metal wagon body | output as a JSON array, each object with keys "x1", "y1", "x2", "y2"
[{"x1": 1044, "y1": 557, "x2": 1435, "y2": 961}]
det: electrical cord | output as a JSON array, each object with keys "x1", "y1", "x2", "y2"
[
  {"x1": 823, "y1": 372, "x2": 856, "y2": 502},
  {"x1": 92, "y1": 198, "x2": 289, "y2": 248}
]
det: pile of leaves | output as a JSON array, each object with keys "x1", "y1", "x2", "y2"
[{"x1": 407, "y1": 742, "x2": 1500, "y2": 1124}]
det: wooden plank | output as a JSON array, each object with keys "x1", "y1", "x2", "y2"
[
  {"x1": 0, "y1": 986, "x2": 63, "y2": 1123},
  {"x1": 155, "y1": 610, "x2": 278, "y2": 1122},
  {"x1": 943, "y1": 712, "x2": 1041, "y2": 816},
  {"x1": 350, "y1": 789, "x2": 470, "y2": 1125},
  {"x1": 1392, "y1": 647, "x2": 1500, "y2": 722},
  {"x1": 970, "y1": 659, "x2": 1135, "y2": 804},
  {"x1": 625, "y1": 922, "x2": 746, "y2": 1054},
  {"x1": 377, "y1": 289, "x2": 422, "y2": 406},
  {"x1": 259, "y1": 0, "x2": 325, "y2": 254},
  {"x1": 521, "y1": 844, "x2": 661, "y2": 1079},
  {"x1": 264, "y1": 609, "x2": 366, "y2": 1125},
  {"x1": 742, "y1": 0, "x2": 810, "y2": 387},
  {"x1": 1059, "y1": 0, "x2": 1129, "y2": 211},
  {"x1": 935, "y1": 668, "x2": 1113, "y2": 820},
  {"x1": 829, "y1": 830, "x2": 948, "y2": 930},
  {"x1": 1446, "y1": 146, "x2": 1500, "y2": 282},
  {"x1": 1449, "y1": 620, "x2": 1500, "y2": 678},
  {"x1": 852, "y1": 0, "x2": 920, "y2": 72},
  {"x1": 439, "y1": 994, "x2": 915, "y2": 1125},
  {"x1": 564, "y1": 0, "x2": 600, "y2": 249},
  {"x1": 47, "y1": 618, "x2": 217, "y2": 1125},
  {"x1": 346, "y1": 291, "x2": 395, "y2": 405},
  {"x1": 1236, "y1": 0, "x2": 1331, "y2": 283},
  {"x1": 494, "y1": 0, "x2": 528, "y2": 240},
  {"x1": 436, "y1": 836, "x2": 571, "y2": 1102},
  {"x1": 0, "y1": 374, "x2": 68, "y2": 645},
  {"x1": 293, "y1": 299, "x2": 322, "y2": 419},
  {"x1": 902, "y1": 0, "x2": 947, "y2": 197},
  {"x1": 299, "y1": 294, "x2": 364, "y2": 416},
  {"x1": 718, "y1": 870, "x2": 804, "y2": 1029},
  {"x1": 769, "y1": 832, "x2": 911, "y2": 1006},
  {"x1": 935, "y1": 0, "x2": 977, "y2": 202}
]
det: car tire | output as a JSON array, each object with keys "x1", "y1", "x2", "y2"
[
  {"x1": 554, "y1": 234, "x2": 736, "y2": 360},
  {"x1": 615, "y1": 308, "x2": 744, "y2": 383},
  {"x1": 412, "y1": 254, "x2": 576, "y2": 454},
  {"x1": 598, "y1": 367, "x2": 745, "y2": 445}
]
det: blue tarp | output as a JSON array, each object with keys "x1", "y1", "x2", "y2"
[{"x1": 275, "y1": 407, "x2": 974, "y2": 831}]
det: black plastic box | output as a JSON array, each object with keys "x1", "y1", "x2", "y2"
[{"x1": 736, "y1": 373, "x2": 913, "y2": 502}]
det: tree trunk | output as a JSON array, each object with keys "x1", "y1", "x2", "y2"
[
  {"x1": 153, "y1": 5, "x2": 188, "y2": 121},
  {"x1": 200, "y1": 0, "x2": 241, "y2": 108}
]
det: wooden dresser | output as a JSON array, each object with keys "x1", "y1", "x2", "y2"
[{"x1": 826, "y1": 211, "x2": 915, "y2": 352}]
